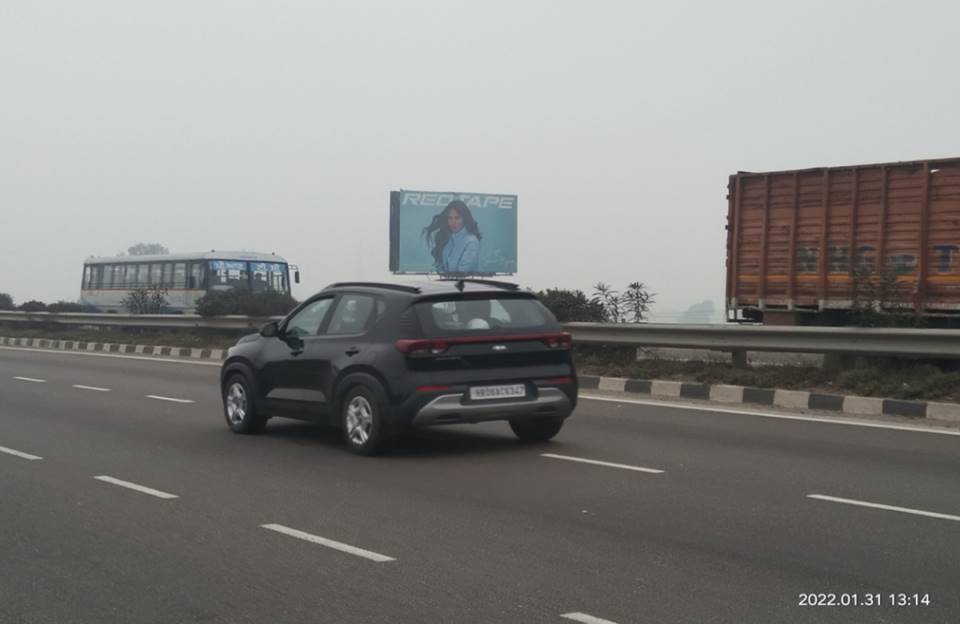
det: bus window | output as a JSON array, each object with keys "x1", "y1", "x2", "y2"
[
  {"x1": 173, "y1": 263, "x2": 186, "y2": 288},
  {"x1": 251, "y1": 263, "x2": 268, "y2": 292},
  {"x1": 102, "y1": 265, "x2": 112, "y2": 288},
  {"x1": 270, "y1": 264, "x2": 288, "y2": 293},
  {"x1": 188, "y1": 263, "x2": 204, "y2": 290},
  {"x1": 162, "y1": 263, "x2": 173, "y2": 288},
  {"x1": 150, "y1": 263, "x2": 162, "y2": 286},
  {"x1": 136, "y1": 264, "x2": 148, "y2": 287},
  {"x1": 251, "y1": 262, "x2": 288, "y2": 293},
  {"x1": 209, "y1": 261, "x2": 249, "y2": 290}
]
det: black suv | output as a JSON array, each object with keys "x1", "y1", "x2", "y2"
[{"x1": 219, "y1": 279, "x2": 578, "y2": 454}]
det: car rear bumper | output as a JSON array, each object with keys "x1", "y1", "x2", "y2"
[{"x1": 411, "y1": 387, "x2": 573, "y2": 427}]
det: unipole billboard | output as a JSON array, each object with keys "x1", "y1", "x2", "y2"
[{"x1": 389, "y1": 190, "x2": 518, "y2": 275}]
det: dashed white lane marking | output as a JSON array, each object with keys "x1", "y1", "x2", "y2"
[
  {"x1": 73, "y1": 384, "x2": 111, "y2": 392},
  {"x1": 0, "y1": 445, "x2": 43, "y2": 461},
  {"x1": 261, "y1": 523, "x2": 396, "y2": 562},
  {"x1": 561, "y1": 612, "x2": 620, "y2": 624},
  {"x1": 580, "y1": 394, "x2": 960, "y2": 437},
  {"x1": 93, "y1": 476, "x2": 179, "y2": 499},
  {"x1": 541, "y1": 453, "x2": 664, "y2": 474},
  {"x1": 808, "y1": 494, "x2": 960, "y2": 523},
  {"x1": 13, "y1": 376, "x2": 46, "y2": 383},
  {"x1": 146, "y1": 395, "x2": 194, "y2": 404}
]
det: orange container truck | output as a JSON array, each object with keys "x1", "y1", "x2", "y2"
[{"x1": 726, "y1": 157, "x2": 960, "y2": 325}]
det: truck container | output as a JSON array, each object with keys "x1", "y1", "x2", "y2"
[{"x1": 726, "y1": 157, "x2": 960, "y2": 325}]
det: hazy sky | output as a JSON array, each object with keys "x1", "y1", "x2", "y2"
[{"x1": 3, "y1": 1, "x2": 958, "y2": 318}]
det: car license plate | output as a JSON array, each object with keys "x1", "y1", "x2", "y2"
[{"x1": 470, "y1": 384, "x2": 526, "y2": 401}]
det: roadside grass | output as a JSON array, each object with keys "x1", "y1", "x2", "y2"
[{"x1": 575, "y1": 347, "x2": 960, "y2": 403}]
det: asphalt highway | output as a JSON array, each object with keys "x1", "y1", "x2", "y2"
[{"x1": 1, "y1": 346, "x2": 958, "y2": 624}]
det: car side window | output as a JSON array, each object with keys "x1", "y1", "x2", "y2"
[
  {"x1": 285, "y1": 298, "x2": 333, "y2": 337},
  {"x1": 326, "y1": 295, "x2": 376, "y2": 335}
]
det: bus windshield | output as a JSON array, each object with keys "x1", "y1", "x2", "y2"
[
  {"x1": 250, "y1": 262, "x2": 289, "y2": 293},
  {"x1": 208, "y1": 260, "x2": 288, "y2": 294}
]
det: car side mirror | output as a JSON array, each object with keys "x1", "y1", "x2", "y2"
[
  {"x1": 294, "y1": 270, "x2": 300, "y2": 284},
  {"x1": 260, "y1": 321, "x2": 280, "y2": 338}
]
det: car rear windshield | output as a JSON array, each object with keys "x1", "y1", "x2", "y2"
[{"x1": 414, "y1": 296, "x2": 554, "y2": 336}]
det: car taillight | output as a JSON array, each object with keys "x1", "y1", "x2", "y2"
[
  {"x1": 397, "y1": 333, "x2": 571, "y2": 355},
  {"x1": 537, "y1": 376, "x2": 574, "y2": 386},
  {"x1": 416, "y1": 385, "x2": 451, "y2": 393},
  {"x1": 543, "y1": 333, "x2": 572, "y2": 349},
  {"x1": 395, "y1": 339, "x2": 449, "y2": 356}
]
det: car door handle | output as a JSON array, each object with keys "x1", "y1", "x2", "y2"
[{"x1": 345, "y1": 347, "x2": 360, "y2": 357}]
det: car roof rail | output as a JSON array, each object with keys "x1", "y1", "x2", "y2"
[
  {"x1": 326, "y1": 282, "x2": 422, "y2": 294},
  {"x1": 439, "y1": 278, "x2": 521, "y2": 291}
]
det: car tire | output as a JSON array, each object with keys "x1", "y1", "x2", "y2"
[
  {"x1": 509, "y1": 417, "x2": 564, "y2": 443},
  {"x1": 222, "y1": 373, "x2": 267, "y2": 434},
  {"x1": 340, "y1": 376, "x2": 389, "y2": 456}
]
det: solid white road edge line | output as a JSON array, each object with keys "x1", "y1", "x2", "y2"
[{"x1": 261, "y1": 523, "x2": 396, "y2": 562}]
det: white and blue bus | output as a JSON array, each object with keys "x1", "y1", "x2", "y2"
[{"x1": 80, "y1": 251, "x2": 298, "y2": 313}]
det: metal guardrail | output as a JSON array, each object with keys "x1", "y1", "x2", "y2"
[
  {"x1": 0, "y1": 311, "x2": 276, "y2": 330},
  {"x1": 2, "y1": 311, "x2": 959, "y2": 359},
  {"x1": 565, "y1": 322, "x2": 960, "y2": 359}
]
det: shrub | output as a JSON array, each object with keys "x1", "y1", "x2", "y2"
[
  {"x1": 195, "y1": 290, "x2": 298, "y2": 318},
  {"x1": 47, "y1": 300, "x2": 83, "y2": 313},
  {"x1": 122, "y1": 286, "x2": 168, "y2": 314},
  {"x1": 536, "y1": 289, "x2": 605, "y2": 322},
  {"x1": 0, "y1": 293, "x2": 14, "y2": 310},
  {"x1": 241, "y1": 291, "x2": 298, "y2": 317},
  {"x1": 18, "y1": 300, "x2": 47, "y2": 312},
  {"x1": 194, "y1": 290, "x2": 242, "y2": 317}
]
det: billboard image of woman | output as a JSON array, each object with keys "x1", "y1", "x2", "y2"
[
  {"x1": 422, "y1": 200, "x2": 482, "y2": 274},
  {"x1": 389, "y1": 190, "x2": 517, "y2": 275}
]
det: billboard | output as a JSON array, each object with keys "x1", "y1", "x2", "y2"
[{"x1": 389, "y1": 190, "x2": 518, "y2": 275}]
